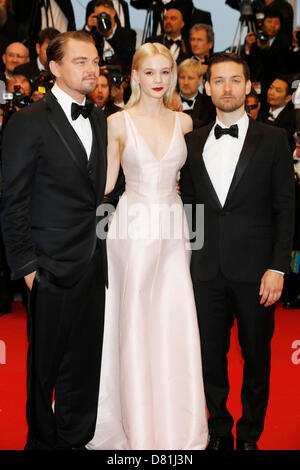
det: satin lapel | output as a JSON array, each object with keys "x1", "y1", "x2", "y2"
[
  {"x1": 45, "y1": 92, "x2": 93, "y2": 187},
  {"x1": 224, "y1": 118, "x2": 261, "y2": 207},
  {"x1": 89, "y1": 109, "x2": 107, "y2": 205},
  {"x1": 193, "y1": 123, "x2": 223, "y2": 210}
]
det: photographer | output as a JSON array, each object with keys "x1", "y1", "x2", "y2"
[
  {"x1": 243, "y1": 7, "x2": 290, "y2": 104},
  {"x1": 84, "y1": 0, "x2": 136, "y2": 75},
  {"x1": 226, "y1": 0, "x2": 294, "y2": 45},
  {"x1": 85, "y1": 0, "x2": 131, "y2": 29}
]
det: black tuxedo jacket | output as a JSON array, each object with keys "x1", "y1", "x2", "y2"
[
  {"x1": 85, "y1": 0, "x2": 131, "y2": 29},
  {"x1": 145, "y1": 34, "x2": 191, "y2": 64},
  {"x1": 1, "y1": 91, "x2": 108, "y2": 288},
  {"x1": 189, "y1": 92, "x2": 216, "y2": 129},
  {"x1": 181, "y1": 118, "x2": 295, "y2": 283},
  {"x1": 259, "y1": 101, "x2": 297, "y2": 152}
]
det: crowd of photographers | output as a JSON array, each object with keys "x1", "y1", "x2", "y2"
[{"x1": 1, "y1": 0, "x2": 300, "y2": 315}]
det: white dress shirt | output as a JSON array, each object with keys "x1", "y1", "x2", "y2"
[
  {"x1": 268, "y1": 106, "x2": 285, "y2": 122},
  {"x1": 51, "y1": 83, "x2": 93, "y2": 159},
  {"x1": 41, "y1": 0, "x2": 68, "y2": 32},
  {"x1": 203, "y1": 112, "x2": 249, "y2": 207}
]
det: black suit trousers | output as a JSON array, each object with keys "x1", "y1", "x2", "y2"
[
  {"x1": 25, "y1": 249, "x2": 105, "y2": 450},
  {"x1": 193, "y1": 270, "x2": 275, "y2": 442}
]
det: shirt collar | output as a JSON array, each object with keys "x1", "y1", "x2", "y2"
[
  {"x1": 214, "y1": 112, "x2": 249, "y2": 139},
  {"x1": 51, "y1": 83, "x2": 86, "y2": 119}
]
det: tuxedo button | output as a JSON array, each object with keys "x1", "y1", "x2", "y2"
[{"x1": 221, "y1": 211, "x2": 231, "y2": 216}]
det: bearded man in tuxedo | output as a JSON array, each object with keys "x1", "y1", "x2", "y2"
[
  {"x1": 1, "y1": 30, "x2": 108, "y2": 450},
  {"x1": 181, "y1": 52, "x2": 294, "y2": 451}
]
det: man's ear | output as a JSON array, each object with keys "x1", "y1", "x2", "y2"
[
  {"x1": 49, "y1": 60, "x2": 60, "y2": 78},
  {"x1": 205, "y1": 80, "x2": 211, "y2": 97}
]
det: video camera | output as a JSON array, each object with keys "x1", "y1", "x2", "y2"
[{"x1": 239, "y1": 0, "x2": 268, "y2": 42}]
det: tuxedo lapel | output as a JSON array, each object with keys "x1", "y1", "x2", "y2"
[
  {"x1": 88, "y1": 109, "x2": 107, "y2": 205},
  {"x1": 45, "y1": 92, "x2": 95, "y2": 192},
  {"x1": 224, "y1": 118, "x2": 261, "y2": 206}
]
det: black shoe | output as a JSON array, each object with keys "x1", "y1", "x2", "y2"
[
  {"x1": 206, "y1": 435, "x2": 234, "y2": 451},
  {"x1": 283, "y1": 298, "x2": 300, "y2": 309},
  {"x1": 236, "y1": 440, "x2": 258, "y2": 451}
]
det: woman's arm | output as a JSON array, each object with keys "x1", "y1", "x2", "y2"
[{"x1": 104, "y1": 112, "x2": 124, "y2": 195}]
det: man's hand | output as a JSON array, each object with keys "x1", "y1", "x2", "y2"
[
  {"x1": 86, "y1": 13, "x2": 98, "y2": 30},
  {"x1": 259, "y1": 270, "x2": 284, "y2": 307},
  {"x1": 295, "y1": 143, "x2": 300, "y2": 159},
  {"x1": 24, "y1": 271, "x2": 37, "y2": 291},
  {"x1": 245, "y1": 32, "x2": 257, "y2": 53}
]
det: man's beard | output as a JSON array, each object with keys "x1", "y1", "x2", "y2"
[
  {"x1": 80, "y1": 76, "x2": 98, "y2": 95},
  {"x1": 212, "y1": 95, "x2": 245, "y2": 113}
]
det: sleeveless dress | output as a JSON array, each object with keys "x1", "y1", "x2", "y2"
[{"x1": 87, "y1": 111, "x2": 208, "y2": 450}]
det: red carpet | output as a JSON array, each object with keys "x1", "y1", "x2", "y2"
[{"x1": 0, "y1": 301, "x2": 299, "y2": 450}]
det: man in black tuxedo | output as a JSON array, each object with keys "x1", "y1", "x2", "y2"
[
  {"x1": 145, "y1": 5, "x2": 191, "y2": 64},
  {"x1": 177, "y1": 57, "x2": 215, "y2": 128},
  {"x1": 131, "y1": 0, "x2": 212, "y2": 37},
  {"x1": 85, "y1": 0, "x2": 136, "y2": 75},
  {"x1": 181, "y1": 52, "x2": 294, "y2": 451},
  {"x1": 1, "y1": 30, "x2": 108, "y2": 450},
  {"x1": 260, "y1": 75, "x2": 296, "y2": 150},
  {"x1": 85, "y1": 0, "x2": 131, "y2": 29}
]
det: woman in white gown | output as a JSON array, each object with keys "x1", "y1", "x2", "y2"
[{"x1": 87, "y1": 43, "x2": 208, "y2": 450}]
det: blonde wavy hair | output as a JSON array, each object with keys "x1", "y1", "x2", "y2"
[{"x1": 125, "y1": 42, "x2": 177, "y2": 109}]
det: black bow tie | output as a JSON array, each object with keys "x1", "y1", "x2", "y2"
[
  {"x1": 214, "y1": 123, "x2": 239, "y2": 140},
  {"x1": 168, "y1": 39, "x2": 181, "y2": 47},
  {"x1": 181, "y1": 96, "x2": 195, "y2": 107},
  {"x1": 71, "y1": 99, "x2": 94, "y2": 120},
  {"x1": 267, "y1": 112, "x2": 275, "y2": 121}
]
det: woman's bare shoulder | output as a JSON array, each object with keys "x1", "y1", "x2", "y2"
[
  {"x1": 107, "y1": 110, "x2": 126, "y2": 136},
  {"x1": 177, "y1": 111, "x2": 193, "y2": 135}
]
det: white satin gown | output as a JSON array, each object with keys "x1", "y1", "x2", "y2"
[{"x1": 87, "y1": 111, "x2": 208, "y2": 450}]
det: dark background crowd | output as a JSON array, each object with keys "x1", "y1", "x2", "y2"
[{"x1": 0, "y1": 0, "x2": 300, "y2": 315}]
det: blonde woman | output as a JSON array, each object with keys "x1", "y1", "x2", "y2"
[{"x1": 87, "y1": 43, "x2": 208, "y2": 451}]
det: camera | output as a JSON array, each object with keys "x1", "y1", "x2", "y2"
[
  {"x1": 30, "y1": 71, "x2": 54, "y2": 94},
  {"x1": 97, "y1": 12, "x2": 112, "y2": 34},
  {"x1": 105, "y1": 65, "x2": 130, "y2": 88},
  {"x1": 0, "y1": 85, "x2": 31, "y2": 132}
]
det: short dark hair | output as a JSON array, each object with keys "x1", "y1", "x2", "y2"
[
  {"x1": 37, "y1": 27, "x2": 60, "y2": 46},
  {"x1": 264, "y1": 7, "x2": 283, "y2": 23},
  {"x1": 47, "y1": 30, "x2": 95, "y2": 64},
  {"x1": 273, "y1": 75, "x2": 293, "y2": 96},
  {"x1": 94, "y1": 0, "x2": 114, "y2": 9},
  {"x1": 206, "y1": 52, "x2": 250, "y2": 82}
]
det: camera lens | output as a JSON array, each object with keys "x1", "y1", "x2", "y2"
[{"x1": 97, "y1": 12, "x2": 112, "y2": 34}]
